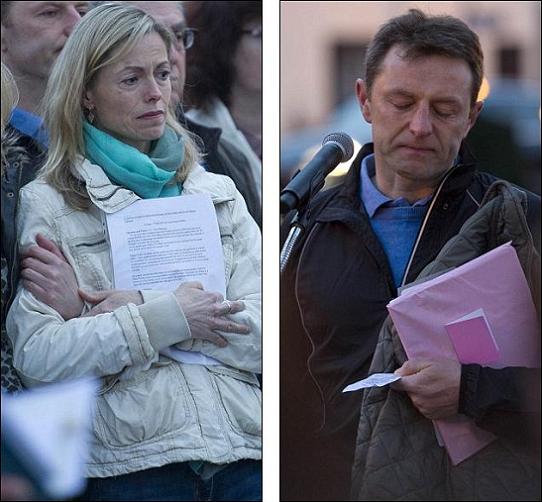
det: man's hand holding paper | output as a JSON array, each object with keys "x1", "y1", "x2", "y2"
[{"x1": 392, "y1": 358, "x2": 461, "y2": 420}]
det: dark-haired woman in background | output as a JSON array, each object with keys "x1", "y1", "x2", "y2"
[{"x1": 185, "y1": 1, "x2": 261, "y2": 212}]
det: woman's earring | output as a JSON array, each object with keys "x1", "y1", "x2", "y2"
[{"x1": 86, "y1": 107, "x2": 95, "y2": 124}]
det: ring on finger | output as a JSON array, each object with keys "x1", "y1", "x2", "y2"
[{"x1": 221, "y1": 300, "x2": 232, "y2": 314}]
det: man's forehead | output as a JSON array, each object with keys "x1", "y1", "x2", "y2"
[
  {"x1": 128, "y1": 1, "x2": 185, "y2": 27},
  {"x1": 11, "y1": 1, "x2": 87, "y2": 12},
  {"x1": 378, "y1": 47, "x2": 472, "y2": 87}
]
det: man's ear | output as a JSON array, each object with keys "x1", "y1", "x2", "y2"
[
  {"x1": 464, "y1": 100, "x2": 484, "y2": 138},
  {"x1": 356, "y1": 79, "x2": 372, "y2": 124},
  {"x1": 1, "y1": 24, "x2": 7, "y2": 56}
]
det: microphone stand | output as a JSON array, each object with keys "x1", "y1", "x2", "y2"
[
  {"x1": 280, "y1": 212, "x2": 304, "y2": 274},
  {"x1": 279, "y1": 180, "x2": 318, "y2": 275}
]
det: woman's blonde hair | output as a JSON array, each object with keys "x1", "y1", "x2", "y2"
[
  {"x1": 1, "y1": 61, "x2": 19, "y2": 175},
  {"x1": 40, "y1": 2, "x2": 200, "y2": 209},
  {"x1": 1, "y1": 61, "x2": 18, "y2": 136}
]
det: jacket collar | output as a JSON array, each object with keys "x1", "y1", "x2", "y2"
[
  {"x1": 332, "y1": 142, "x2": 478, "y2": 211},
  {"x1": 76, "y1": 157, "x2": 140, "y2": 213},
  {"x1": 76, "y1": 157, "x2": 234, "y2": 213}
]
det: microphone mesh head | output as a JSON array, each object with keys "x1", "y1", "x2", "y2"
[{"x1": 322, "y1": 132, "x2": 355, "y2": 162}]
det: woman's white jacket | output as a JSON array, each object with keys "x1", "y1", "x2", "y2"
[{"x1": 7, "y1": 158, "x2": 261, "y2": 477}]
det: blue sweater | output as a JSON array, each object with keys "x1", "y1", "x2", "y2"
[{"x1": 359, "y1": 155, "x2": 431, "y2": 287}]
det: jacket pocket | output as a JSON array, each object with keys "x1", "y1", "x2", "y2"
[
  {"x1": 207, "y1": 366, "x2": 261, "y2": 437},
  {"x1": 68, "y1": 233, "x2": 112, "y2": 291},
  {"x1": 94, "y1": 364, "x2": 190, "y2": 448}
]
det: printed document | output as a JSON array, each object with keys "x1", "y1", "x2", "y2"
[
  {"x1": 106, "y1": 194, "x2": 225, "y2": 365},
  {"x1": 106, "y1": 194, "x2": 225, "y2": 295}
]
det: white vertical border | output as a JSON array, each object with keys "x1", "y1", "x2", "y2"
[{"x1": 262, "y1": 0, "x2": 280, "y2": 500}]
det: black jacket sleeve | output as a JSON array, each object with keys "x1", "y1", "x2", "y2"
[{"x1": 459, "y1": 364, "x2": 541, "y2": 420}]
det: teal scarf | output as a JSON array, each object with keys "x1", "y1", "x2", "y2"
[{"x1": 83, "y1": 121, "x2": 185, "y2": 198}]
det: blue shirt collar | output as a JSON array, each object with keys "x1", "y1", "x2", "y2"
[
  {"x1": 9, "y1": 107, "x2": 48, "y2": 147},
  {"x1": 360, "y1": 153, "x2": 432, "y2": 218}
]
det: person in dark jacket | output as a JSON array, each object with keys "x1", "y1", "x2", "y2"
[
  {"x1": 280, "y1": 9, "x2": 540, "y2": 501},
  {"x1": 352, "y1": 181, "x2": 540, "y2": 500}
]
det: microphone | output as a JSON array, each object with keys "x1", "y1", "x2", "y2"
[{"x1": 280, "y1": 132, "x2": 354, "y2": 213}]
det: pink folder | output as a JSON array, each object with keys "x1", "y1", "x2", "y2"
[{"x1": 387, "y1": 242, "x2": 540, "y2": 465}]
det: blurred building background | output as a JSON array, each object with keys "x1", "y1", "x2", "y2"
[{"x1": 280, "y1": 1, "x2": 541, "y2": 193}]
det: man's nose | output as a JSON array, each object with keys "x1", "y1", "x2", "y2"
[
  {"x1": 64, "y1": 6, "x2": 84, "y2": 36},
  {"x1": 409, "y1": 104, "x2": 433, "y2": 137}
]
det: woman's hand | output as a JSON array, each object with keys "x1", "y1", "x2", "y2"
[
  {"x1": 174, "y1": 281, "x2": 250, "y2": 347},
  {"x1": 79, "y1": 282, "x2": 250, "y2": 348},
  {"x1": 79, "y1": 289, "x2": 143, "y2": 316},
  {"x1": 20, "y1": 233, "x2": 83, "y2": 320}
]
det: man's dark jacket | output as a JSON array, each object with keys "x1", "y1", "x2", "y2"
[
  {"x1": 352, "y1": 181, "x2": 541, "y2": 500},
  {"x1": 280, "y1": 143, "x2": 540, "y2": 501}
]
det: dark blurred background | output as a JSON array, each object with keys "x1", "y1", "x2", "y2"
[{"x1": 281, "y1": 1, "x2": 541, "y2": 194}]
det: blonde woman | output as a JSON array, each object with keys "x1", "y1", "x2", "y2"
[
  {"x1": 7, "y1": 4, "x2": 261, "y2": 500},
  {"x1": 1, "y1": 67, "x2": 32, "y2": 502}
]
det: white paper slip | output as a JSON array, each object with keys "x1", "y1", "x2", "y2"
[
  {"x1": 106, "y1": 194, "x2": 226, "y2": 295},
  {"x1": 1, "y1": 378, "x2": 98, "y2": 499},
  {"x1": 342, "y1": 373, "x2": 402, "y2": 392}
]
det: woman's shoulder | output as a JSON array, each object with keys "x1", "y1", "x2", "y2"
[
  {"x1": 21, "y1": 176, "x2": 58, "y2": 195},
  {"x1": 19, "y1": 177, "x2": 67, "y2": 211}
]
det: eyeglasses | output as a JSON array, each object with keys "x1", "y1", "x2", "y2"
[
  {"x1": 173, "y1": 28, "x2": 196, "y2": 50},
  {"x1": 241, "y1": 26, "x2": 262, "y2": 39}
]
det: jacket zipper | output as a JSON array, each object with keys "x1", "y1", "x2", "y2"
[
  {"x1": 295, "y1": 222, "x2": 328, "y2": 431},
  {"x1": 400, "y1": 166, "x2": 457, "y2": 288}
]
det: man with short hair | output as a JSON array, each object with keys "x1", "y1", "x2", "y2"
[
  {"x1": 281, "y1": 9, "x2": 540, "y2": 501},
  {"x1": 1, "y1": 1, "x2": 89, "y2": 144}
]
